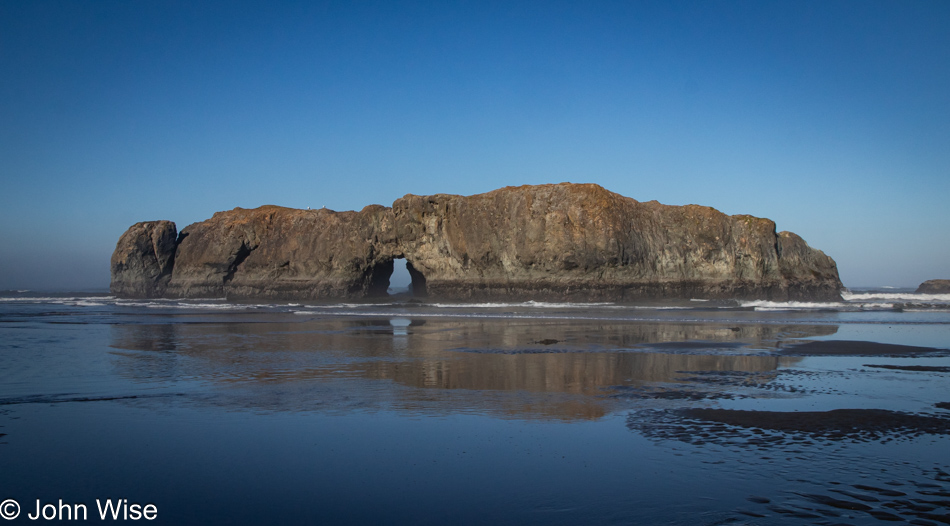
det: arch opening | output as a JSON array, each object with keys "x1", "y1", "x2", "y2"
[
  {"x1": 383, "y1": 257, "x2": 427, "y2": 298},
  {"x1": 366, "y1": 256, "x2": 427, "y2": 298},
  {"x1": 388, "y1": 258, "x2": 412, "y2": 295}
]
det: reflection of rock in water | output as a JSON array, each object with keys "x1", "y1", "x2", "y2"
[
  {"x1": 421, "y1": 319, "x2": 838, "y2": 354},
  {"x1": 110, "y1": 316, "x2": 839, "y2": 358},
  {"x1": 115, "y1": 323, "x2": 181, "y2": 352},
  {"x1": 109, "y1": 324, "x2": 186, "y2": 382},
  {"x1": 365, "y1": 352, "x2": 789, "y2": 394},
  {"x1": 108, "y1": 317, "x2": 831, "y2": 420}
]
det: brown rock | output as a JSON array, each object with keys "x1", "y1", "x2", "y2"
[
  {"x1": 393, "y1": 184, "x2": 841, "y2": 301},
  {"x1": 916, "y1": 279, "x2": 950, "y2": 293},
  {"x1": 164, "y1": 205, "x2": 397, "y2": 299},
  {"x1": 111, "y1": 183, "x2": 843, "y2": 301}
]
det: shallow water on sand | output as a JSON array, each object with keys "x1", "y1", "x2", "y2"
[{"x1": 1, "y1": 294, "x2": 949, "y2": 524}]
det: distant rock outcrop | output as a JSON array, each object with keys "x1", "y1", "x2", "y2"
[
  {"x1": 916, "y1": 280, "x2": 950, "y2": 294},
  {"x1": 111, "y1": 183, "x2": 843, "y2": 301}
]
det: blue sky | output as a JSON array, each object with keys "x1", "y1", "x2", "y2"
[{"x1": 1, "y1": 0, "x2": 947, "y2": 290}]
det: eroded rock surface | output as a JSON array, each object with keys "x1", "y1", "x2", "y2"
[
  {"x1": 110, "y1": 220, "x2": 178, "y2": 297},
  {"x1": 111, "y1": 183, "x2": 843, "y2": 301},
  {"x1": 393, "y1": 184, "x2": 841, "y2": 300},
  {"x1": 165, "y1": 205, "x2": 397, "y2": 299},
  {"x1": 917, "y1": 279, "x2": 950, "y2": 294}
]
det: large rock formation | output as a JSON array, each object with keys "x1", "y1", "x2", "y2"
[
  {"x1": 111, "y1": 183, "x2": 843, "y2": 301},
  {"x1": 916, "y1": 280, "x2": 950, "y2": 294}
]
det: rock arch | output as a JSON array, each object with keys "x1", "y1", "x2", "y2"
[{"x1": 111, "y1": 183, "x2": 843, "y2": 301}]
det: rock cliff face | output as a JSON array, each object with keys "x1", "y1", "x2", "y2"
[
  {"x1": 111, "y1": 183, "x2": 843, "y2": 301},
  {"x1": 916, "y1": 280, "x2": 950, "y2": 294},
  {"x1": 164, "y1": 205, "x2": 398, "y2": 300},
  {"x1": 110, "y1": 220, "x2": 178, "y2": 297}
]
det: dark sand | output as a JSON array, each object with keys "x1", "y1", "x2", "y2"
[
  {"x1": 681, "y1": 407, "x2": 950, "y2": 439},
  {"x1": 865, "y1": 364, "x2": 950, "y2": 372},
  {"x1": 780, "y1": 340, "x2": 949, "y2": 357}
]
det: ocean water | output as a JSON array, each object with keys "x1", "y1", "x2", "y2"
[{"x1": 1, "y1": 289, "x2": 949, "y2": 525}]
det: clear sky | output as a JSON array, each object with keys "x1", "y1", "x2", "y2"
[{"x1": 1, "y1": 0, "x2": 947, "y2": 291}]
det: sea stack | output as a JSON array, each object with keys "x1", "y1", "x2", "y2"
[
  {"x1": 916, "y1": 280, "x2": 950, "y2": 294},
  {"x1": 111, "y1": 183, "x2": 843, "y2": 301}
]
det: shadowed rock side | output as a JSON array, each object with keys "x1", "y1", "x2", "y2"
[
  {"x1": 917, "y1": 279, "x2": 950, "y2": 293},
  {"x1": 110, "y1": 220, "x2": 178, "y2": 297},
  {"x1": 112, "y1": 183, "x2": 843, "y2": 300}
]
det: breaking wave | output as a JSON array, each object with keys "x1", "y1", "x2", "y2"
[
  {"x1": 842, "y1": 291, "x2": 950, "y2": 303},
  {"x1": 427, "y1": 301, "x2": 619, "y2": 309},
  {"x1": 739, "y1": 290, "x2": 950, "y2": 312},
  {"x1": 740, "y1": 300, "x2": 895, "y2": 312},
  {"x1": 0, "y1": 295, "x2": 116, "y2": 306},
  {"x1": 3, "y1": 290, "x2": 950, "y2": 320}
]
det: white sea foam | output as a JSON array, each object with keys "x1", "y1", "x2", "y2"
[
  {"x1": 427, "y1": 301, "x2": 618, "y2": 309},
  {"x1": 291, "y1": 309, "x2": 652, "y2": 322},
  {"x1": 0, "y1": 296, "x2": 116, "y2": 304},
  {"x1": 739, "y1": 300, "x2": 896, "y2": 312},
  {"x1": 0, "y1": 296, "x2": 53, "y2": 302},
  {"x1": 5, "y1": 291, "x2": 948, "y2": 317},
  {"x1": 160, "y1": 302, "x2": 266, "y2": 310},
  {"x1": 841, "y1": 291, "x2": 950, "y2": 303},
  {"x1": 301, "y1": 303, "x2": 385, "y2": 309},
  {"x1": 740, "y1": 300, "x2": 844, "y2": 311}
]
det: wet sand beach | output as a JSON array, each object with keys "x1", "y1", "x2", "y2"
[{"x1": 0, "y1": 292, "x2": 948, "y2": 524}]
